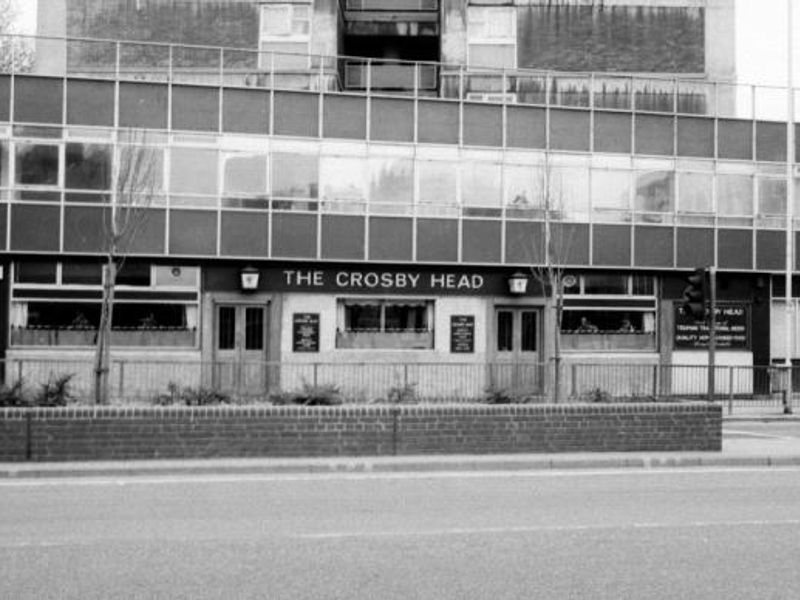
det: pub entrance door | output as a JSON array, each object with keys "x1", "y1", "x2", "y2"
[
  {"x1": 491, "y1": 307, "x2": 543, "y2": 394},
  {"x1": 213, "y1": 303, "x2": 269, "y2": 396}
]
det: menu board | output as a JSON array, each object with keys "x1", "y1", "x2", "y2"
[
  {"x1": 674, "y1": 303, "x2": 749, "y2": 349},
  {"x1": 292, "y1": 313, "x2": 320, "y2": 352},
  {"x1": 450, "y1": 315, "x2": 475, "y2": 353}
]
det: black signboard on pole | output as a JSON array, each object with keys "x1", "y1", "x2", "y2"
[
  {"x1": 293, "y1": 313, "x2": 320, "y2": 352},
  {"x1": 450, "y1": 315, "x2": 475, "y2": 353}
]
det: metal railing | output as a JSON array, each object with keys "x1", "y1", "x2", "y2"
[
  {"x1": 0, "y1": 357, "x2": 796, "y2": 412},
  {"x1": 2, "y1": 32, "x2": 799, "y2": 121}
]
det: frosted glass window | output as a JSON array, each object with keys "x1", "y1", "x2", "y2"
[
  {"x1": 503, "y1": 164, "x2": 542, "y2": 209},
  {"x1": 320, "y1": 156, "x2": 366, "y2": 203},
  {"x1": 591, "y1": 169, "x2": 630, "y2": 210},
  {"x1": 369, "y1": 157, "x2": 413, "y2": 206},
  {"x1": 717, "y1": 174, "x2": 752, "y2": 216},
  {"x1": 758, "y1": 177, "x2": 786, "y2": 215},
  {"x1": 551, "y1": 167, "x2": 589, "y2": 219},
  {"x1": 462, "y1": 161, "x2": 501, "y2": 207},
  {"x1": 223, "y1": 154, "x2": 267, "y2": 196},
  {"x1": 418, "y1": 160, "x2": 457, "y2": 205},
  {"x1": 170, "y1": 148, "x2": 218, "y2": 195},
  {"x1": 271, "y1": 153, "x2": 318, "y2": 198},
  {"x1": 634, "y1": 171, "x2": 674, "y2": 213},
  {"x1": 678, "y1": 172, "x2": 713, "y2": 213}
]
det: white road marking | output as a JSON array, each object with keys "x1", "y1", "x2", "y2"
[
  {"x1": 724, "y1": 429, "x2": 796, "y2": 440},
  {"x1": 2, "y1": 466, "x2": 800, "y2": 487},
  {"x1": 297, "y1": 519, "x2": 800, "y2": 540},
  {"x1": 4, "y1": 519, "x2": 800, "y2": 548}
]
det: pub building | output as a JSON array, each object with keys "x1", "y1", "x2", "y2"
[{"x1": 0, "y1": 0, "x2": 788, "y2": 399}]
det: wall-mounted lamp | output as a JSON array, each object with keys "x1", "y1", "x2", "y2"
[
  {"x1": 240, "y1": 266, "x2": 260, "y2": 291},
  {"x1": 508, "y1": 272, "x2": 529, "y2": 295}
]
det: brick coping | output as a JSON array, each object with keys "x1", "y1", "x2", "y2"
[{"x1": 0, "y1": 402, "x2": 720, "y2": 420}]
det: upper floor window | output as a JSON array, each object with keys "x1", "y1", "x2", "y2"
[
  {"x1": 467, "y1": 7, "x2": 516, "y2": 69},
  {"x1": 259, "y1": 3, "x2": 311, "y2": 70}
]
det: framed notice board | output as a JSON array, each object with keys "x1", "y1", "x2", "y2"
[
  {"x1": 292, "y1": 313, "x2": 320, "y2": 352},
  {"x1": 450, "y1": 315, "x2": 475, "y2": 353}
]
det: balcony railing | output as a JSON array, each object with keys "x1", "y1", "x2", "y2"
[{"x1": 2, "y1": 32, "x2": 799, "y2": 120}]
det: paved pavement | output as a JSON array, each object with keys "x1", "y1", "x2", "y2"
[{"x1": 3, "y1": 407, "x2": 800, "y2": 479}]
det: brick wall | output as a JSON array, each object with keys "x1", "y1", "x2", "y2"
[{"x1": 0, "y1": 403, "x2": 721, "y2": 462}]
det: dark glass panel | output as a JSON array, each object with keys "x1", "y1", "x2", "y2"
[
  {"x1": 370, "y1": 97, "x2": 414, "y2": 142},
  {"x1": 273, "y1": 91, "x2": 319, "y2": 137},
  {"x1": 321, "y1": 215, "x2": 364, "y2": 260},
  {"x1": 593, "y1": 111, "x2": 631, "y2": 154},
  {"x1": 65, "y1": 143, "x2": 111, "y2": 190},
  {"x1": 634, "y1": 115, "x2": 674, "y2": 156},
  {"x1": 549, "y1": 109, "x2": 590, "y2": 152},
  {"x1": 116, "y1": 262, "x2": 151, "y2": 286},
  {"x1": 217, "y1": 306, "x2": 236, "y2": 350},
  {"x1": 584, "y1": 274, "x2": 627, "y2": 295},
  {"x1": 63, "y1": 206, "x2": 109, "y2": 253},
  {"x1": 497, "y1": 310, "x2": 513, "y2": 352},
  {"x1": 368, "y1": 217, "x2": 412, "y2": 261},
  {"x1": 220, "y1": 211, "x2": 269, "y2": 257},
  {"x1": 506, "y1": 106, "x2": 546, "y2": 149},
  {"x1": 119, "y1": 82, "x2": 168, "y2": 129},
  {"x1": 172, "y1": 85, "x2": 220, "y2": 132},
  {"x1": 223, "y1": 88, "x2": 269, "y2": 135},
  {"x1": 521, "y1": 311, "x2": 537, "y2": 352},
  {"x1": 244, "y1": 307, "x2": 264, "y2": 350},
  {"x1": 10, "y1": 205, "x2": 60, "y2": 251},
  {"x1": 462, "y1": 220, "x2": 501, "y2": 263},
  {"x1": 169, "y1": 210, "x2": 218, "y2": 256},
  {"x1": 417, "y1": 100, "x2": 458, "y2": 145},
  {"x1": 62, "y1": 262, "x2": 103, "y2": 285},
  {"x1": 15, "y1": 144, "x2": 59, "y2": 185},
  {"x1": 463, "y1": 103, "x2": 503, "y2": 147},
  {"x1": 14, "y1": 76, "x2": 63, "y2": 124},
  {"x1": 323, "y1": 94, "x2": 366, "y2": 140},
  {"x1": 66, "y1": 79, "x2": 115, "y2": 126},
  {"x1": 15, "y1": 261, "x2": 57, "y2": 283}
]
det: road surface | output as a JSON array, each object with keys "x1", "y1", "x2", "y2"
[{"x1": 2, "y1": 467, "x2": 800, "y2": 599}]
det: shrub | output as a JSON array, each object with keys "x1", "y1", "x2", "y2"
[
  {"x1": 35, "y1": 373, "x2": 76, "y2": 407},
  {"x1": 483, "y1": 385, "x2": 541, "y2": 404},
  {"x1": 269, "y1": 382, "x2": 343, "y2": 406},
  {"x1": 0, "y1": 379, "x2": 30, "y2": 407},
  {"x1": 152, "y1": 382, "x2": 231, "y2": 406},
  {"x1": 384, "y1": 383, "x2": 418, "y2": 404},
  {"x1": 579, "y1": 387, "x2": 613, "y2": 403}
]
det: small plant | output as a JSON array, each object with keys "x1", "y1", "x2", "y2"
[
  {"x1": 484, "y1": 385, "x2": 517, "y2": 404},
  {"x1": 36, "y1": 373, "x2": 76, "y2": 407},
  {"x1": 0, "y1": 379, "x2": 30, "y2": 407},
  {"x1": 152, "y1": 382, "x2": 231, "y2": 406},
  {"x1": 579, "y1": 387, "x2": 612, "y2": 403},
  {"x1": 268, "y1": 382, "x2": 343, "y2": 406},
  {"x1": 385, "y1": 383, "x2": 417, "y2": 404}
]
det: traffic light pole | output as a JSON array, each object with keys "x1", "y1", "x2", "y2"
[{"x1": 707, "y1": 267, "x2": 716, "y2": 403}]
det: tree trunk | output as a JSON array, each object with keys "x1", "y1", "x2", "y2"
[{"x1": 94, "y1": 256, "x2": 116, "y2": 404}]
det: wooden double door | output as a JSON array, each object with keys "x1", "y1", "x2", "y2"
[
  {"x1": 214, "y1": 303, "x2": 269, "y2": 396},
  {"x1": 492, "y1": 307, "x2": 543, "y2": 393}
]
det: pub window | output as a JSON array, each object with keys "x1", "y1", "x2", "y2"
[
  {"x1": 560, "y1": 309, "x2": 657, "y2": 351},
  {"x1": 9, "y1": 262, "x2": 200, "y2": 348},
  {"x1": 336, "y1": 299, "x2": 434, "y2": 349}
]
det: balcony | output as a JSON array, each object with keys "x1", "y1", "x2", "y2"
[{"x1": 344, "y1": 60, "x2": 438, "y2": 92}]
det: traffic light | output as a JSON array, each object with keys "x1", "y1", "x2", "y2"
[{"x1": 682, "y1": 268, "x2": 707, "y2": 320}]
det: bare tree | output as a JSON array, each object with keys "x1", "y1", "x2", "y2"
[
  {"x1": 0, "y1": 0, "x2": 34, "y2": 73},
  {"x1": 525, "y1": 155, "x2": 576, "y2": 404},
  {"x1": 94, "y1": 130, "x2": 160, "y2": 404}
]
